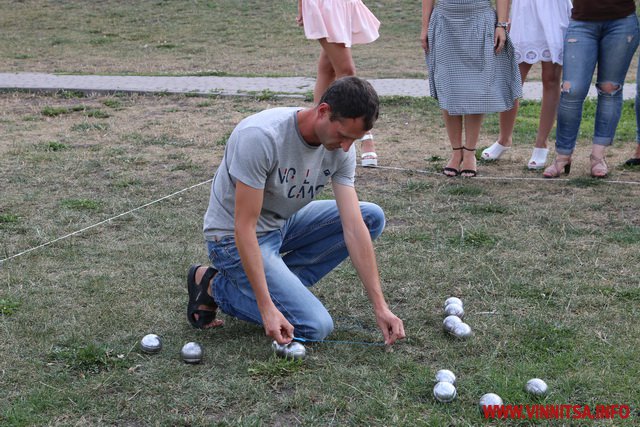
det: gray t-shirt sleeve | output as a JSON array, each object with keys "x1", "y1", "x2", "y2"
[
  {"x1": 331, "y1": 148, "x2": 356, "y2": 187},
  {"x1": 227, "y1": 126, "x2": 274, "y2": 190}
]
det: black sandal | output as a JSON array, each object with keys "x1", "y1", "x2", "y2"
[
  {"x1": 624, "y1": 158, "x2": 640, "y2": 167},
  {"x1": 460, "y1": 147, "x2": 477, "y2": 177},
  {"x1": 187, "y1": 264, "x2": 219, "y2": 329},
  {"x1": 442, "y1": 147, "x2": 463, "y2": 177}
]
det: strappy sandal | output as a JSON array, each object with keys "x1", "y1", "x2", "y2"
[
  {"x1": 543, "y1": 155, "x2": 571, "y2": 178},
  {"x1": 187, "y1": 264, "x2": 222, "y2": 329},
  {"x1": 590, "y1": 154, "x2": 608, "y2": 178},
  {"x1": 442, "y1": 146, "x2": 463, "y2": 177},
  {"x1": 460, "y1": 147, "x2": 477, "y2": 177}
]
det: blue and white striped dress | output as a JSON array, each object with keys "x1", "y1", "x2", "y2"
[{"x1": 426, "y1": 0, "x2": 522, "y2": 115}]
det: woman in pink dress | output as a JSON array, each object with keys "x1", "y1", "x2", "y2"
[{"x1": 297, "y1": 0, "x2": 380, "y2": 167}]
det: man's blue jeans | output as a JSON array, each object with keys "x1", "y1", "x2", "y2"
[
  {"x1": 207, "y1": 200, "x2": 385, "y2": 340},
  {"x1": 555, "y1": 14, "x2": 639, "y2": 155}
]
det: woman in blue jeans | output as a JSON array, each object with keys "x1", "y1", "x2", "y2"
[{"x1": 544, "y1": 0, "x2": 639, "y2": 178}]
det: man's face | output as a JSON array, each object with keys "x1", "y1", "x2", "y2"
[{"x1": 315, "y1": 105, "x2": 368, "y2": 152}]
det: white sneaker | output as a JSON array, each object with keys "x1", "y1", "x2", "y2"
[
  {"x1": 527, "y1": 147, "x2": 549, "y2": 170},
  {"x1": 481, "y1": 141, "x2": 510, "y2": 160}
]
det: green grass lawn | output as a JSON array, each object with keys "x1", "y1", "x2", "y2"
[{"x1": 1, "y1": 91, "x2": 639, "y2": 425}]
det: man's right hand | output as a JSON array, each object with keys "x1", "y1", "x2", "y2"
[{"x1": 262, "y1": 306, "x2": 295, "y2": 345}]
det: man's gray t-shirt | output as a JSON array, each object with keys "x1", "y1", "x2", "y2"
[{"x1": 203, "y1": 107, "x2": 356, "y2": 240}]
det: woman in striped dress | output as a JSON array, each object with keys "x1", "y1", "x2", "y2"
[{"x1": 421, "y1": 0, "x2": 522, "y2": 177}]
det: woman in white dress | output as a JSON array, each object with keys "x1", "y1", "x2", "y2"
[{"x1": 481, "y1": 0, "x2": 572, "y2": 170}]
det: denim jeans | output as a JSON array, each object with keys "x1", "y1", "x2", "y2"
[
  {"x1": 207, "y1": 200, "x2": 385, "y2": 340},
  {"x1": 555, "y1": 14, "x2": 639, "y2": 155}
]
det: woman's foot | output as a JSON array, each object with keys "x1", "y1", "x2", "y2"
[
  {"x1": 527, "y1": 147, "x2": 549, "y2": 170},
  {"x1": 360, "y1": 133, "x2": 377, "y2": 167},
  {"x1": 590, "y1": 154, "x2": 608, "y2": 178},
  {"x1": 443, "y1": 146, "x2": 463, "y2": 176},
  {"x1": 460, "y1": 147, "x2": 477, "y2": 177},
  {"x1": 481, "y1": 141, "x2": 511, "y2": 160},
  {"x1": 543, "y1": 155, "x2": 572, "y2": 178}
]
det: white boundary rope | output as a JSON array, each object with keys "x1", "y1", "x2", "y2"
[
  {"x1": 374, "y1": 165, "x2": 640, "y2": 185},
  {"x1": 2, "y1": 165, "x2": 640, "y2": 266},
  {"x1": 0, "y1": 179, "x2": 212, "y2": 266}
]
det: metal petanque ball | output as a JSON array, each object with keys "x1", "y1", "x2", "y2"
[
  {"x1": 181, "y1": 342, "x2": 203, "y2": 364},
  {"x1": 140, "y1": 334, "x2": 162, "y2": 354},
  {"x1": 525, "y1": 378, "x2": 548, "y2": 396},
  {"x1": 479, "y1": 393, "x2": 503, "y2": 409},
  {"x1": 284, "y1": 341, "x2": 306, "y2": 360},
  {"x1": 450, "y1": 322, "x2": 473, "y2": 339},
  {"x1": 443, "y1": 315, "x2": 462, "y2": 332},
  {"x1": 435, "y1": 369, "x2": 456, "y2": 385},
  {"x1": 444, "y1": 303, "x2": 464, "y2": 318},
  {"x1": 272, "y1": 341, "x2": 306, "y2": 360},
  {"x1": 433, "y1": 381, "x2": 457, "y2": 403},
  {"x1": 444, "y1": 297, "x2": 463, "y2": 309},
  {"x1": 271, "y1": 341, "x2": 287, "y2": 357}
]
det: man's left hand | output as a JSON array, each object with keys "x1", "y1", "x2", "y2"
[{"x1": 375, "y1": 308, "x2": 406, "y2": 345}]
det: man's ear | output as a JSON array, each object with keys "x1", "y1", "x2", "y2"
[{"x1": 317, "y1": 102, "x2": 332, "y2": 119}]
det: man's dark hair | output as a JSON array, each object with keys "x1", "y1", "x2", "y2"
[{"x1": 318, "y1": 76, "x2": 380, "y2": 131}]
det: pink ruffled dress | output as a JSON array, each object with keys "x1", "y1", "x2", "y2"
[{"x1": 302, "y1": 0, "x2": 380, "y2": 48}]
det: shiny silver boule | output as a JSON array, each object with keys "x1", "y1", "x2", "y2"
[
  {"x1": 525, "y1": 378, "x2": 548, "y2": 396},
  {"x1": 272, "y1": 341, "x2": 306, "y2": 360},
  {"x1": 443, "y1": 315, "x2": 462, "y2": 332},
  {"x1": 443, "y1": 303, "x2": 464, "y2": 318},
  {"x1": 181, "y1": 342, "x2": 203, "y2": 364},
  {"x1": 435, "y1": 369, "x2": 456, "y2": 385},
  {"x1": 433, "y1": 381, "x2": 457, "y2": 403},
  {"x1": 272, "y1": 340, "x2": 287, "y2": 357},
  {"x1": 479, "y1": 393, "x2": 503, "y2": 409},
  {"x1": 450, "y1": 322, "x2": 473, "y2": 339},
  {"x1": 140, "y1": 334, "x2": 162, "y2": 354},
  {"x1": 444, "y1": 297, "x2": 463, "y2": 309},
  {"x1": 284, "y1": 341, "x2": 306, "y2": 360}
]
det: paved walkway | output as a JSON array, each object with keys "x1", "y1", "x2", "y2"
[{"x1": 0, "y1": 72, "x2": 637, "y2": 100}]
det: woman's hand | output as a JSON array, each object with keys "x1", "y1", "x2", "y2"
[
  {"x1": 421, "y1": 27, "x2": 429, "y2": 52},
  {"x1": 494, "y1": 26, "x2": 506, "y2": 54}
]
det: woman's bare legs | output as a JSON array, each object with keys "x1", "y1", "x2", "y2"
[
  {"x1": 535, "y1": 61, "x2": 563, "y2": 149},
  {"x1": 442, "y1": 110, "x2": 464, "y2": 176},
  {"x1": 461, "y1": 114, "x2": 484, "y2": 176},
  {"x1": 481, "y1": 63, "x2": 529, "y2": 160},
  {"x1": 314, "y1": 39, "x2": 376, "y2": 160},
  {"x1": 496, "y1": 63, "x2": 531, "y2": 148}
]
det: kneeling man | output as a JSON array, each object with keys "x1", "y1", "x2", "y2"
[{"x1": 187, "y1": 77, "x2": 405, "y2": 345}]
